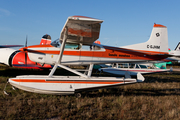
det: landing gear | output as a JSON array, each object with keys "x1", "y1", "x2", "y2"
[
  {"x1": 75, "y1": 93, "x2": 81, "y2": 98},
  {"x1": 3, "y1": 80, "x2": 9, "y2": 95}
]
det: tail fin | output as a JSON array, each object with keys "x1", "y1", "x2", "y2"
[
  {"x1": 121, "y1": 24, "x2": 168, "y2": 52},
  {"x1": 40, "y1": 34, "x2": 51, "y2": 45},
  {"x1": 174, "y1": 42, "x2": 180, "y2": 51}
]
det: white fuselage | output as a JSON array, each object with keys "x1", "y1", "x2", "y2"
[{"x1": 26, "y1": 44, "x2": 166, "y2": 66}]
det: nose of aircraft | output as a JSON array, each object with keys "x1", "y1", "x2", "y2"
[
  {"x1": 0, "y1": 48, "x2": 16, "y2": 66},
  {"x1": 19, "y1": 47, "x2": 27, "y2": 52}
]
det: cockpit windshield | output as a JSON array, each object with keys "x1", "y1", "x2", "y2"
[
  {"x1": 51, "y1": 39, "x2": 61, "y2": 48},
  {"x1": 51, "y1": 39, "x2": 79, "y2": 49}
]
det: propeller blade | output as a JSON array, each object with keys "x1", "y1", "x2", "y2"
[
  {"x1": 25, "y1": 35, "x2": 27, "y2": 47},
  {"x1": 25, "y1": 35, "x2": 28, "y2": 66}
]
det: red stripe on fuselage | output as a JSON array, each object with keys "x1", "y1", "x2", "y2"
[{"x1": 11, "y1": 79, "x2": 124, "y2": 84}]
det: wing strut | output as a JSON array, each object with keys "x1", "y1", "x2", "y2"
[
  {"x1": 48, "y1": 27, "x2": 93, "y2": 78},
  {"x1": 48, "y1": 26, "x2": 68, "y2": 77},
  {"x1": 87, "y1": 64, "x2": 94, "y2": 77}
]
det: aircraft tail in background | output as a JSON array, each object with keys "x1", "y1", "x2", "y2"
[
  {"x1": 40, "y1": 34, "x2": 51, "y2": 45},
  {"x1": 121, "y1": 24, "x2": 168, "y2": 52}
]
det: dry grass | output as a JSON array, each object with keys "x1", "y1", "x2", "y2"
[{"x1": 0, "y1": 66, "x2": 180, "y2": 119}]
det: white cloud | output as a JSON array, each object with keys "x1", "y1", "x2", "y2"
[{"x1": 0, "y1": 8, "x2": 11, "y2": 17}]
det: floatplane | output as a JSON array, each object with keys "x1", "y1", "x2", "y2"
[{"x1": 5, "y1": 16, "x2": 170, "y2": 96}]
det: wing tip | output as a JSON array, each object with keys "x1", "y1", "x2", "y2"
[{"x1": 69, "y1": 15, "x2": 103, "y2": 22}]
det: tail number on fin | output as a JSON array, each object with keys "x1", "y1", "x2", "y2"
[{"x1": 147, "y1": 45, "x2": 160, "y2": 49}]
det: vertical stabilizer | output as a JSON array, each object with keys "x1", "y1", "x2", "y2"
[
  {"x1": 121, "y1": 24, "x2": 168, "y2": 52},
  {"x1": 40, "y1": 34, "x2": 51, "y2": 45}
]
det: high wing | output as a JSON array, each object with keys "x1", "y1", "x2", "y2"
[{"x1": 60, "y1": 16, "x2": 103, "y2": 45}]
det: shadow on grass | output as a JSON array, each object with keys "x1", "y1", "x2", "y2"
[
  {"x1": 82, "y1": 87, "x2": 180, "y2": 98},
  {"x1": 144, "y1": 77, "x2": 180, "y2": 83},
  {"x1": 144, "y1": 72, "x2": 180, "y2": 83},
  {"x1": 0, "y1": 67, "x2": 77, "y2": 77},
  {"x1": 5, "y1": 86, "x2": 180, "y2": 99}
]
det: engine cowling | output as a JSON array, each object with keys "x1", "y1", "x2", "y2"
[{"x1": 0, "y1": 48, "x2": 16, "y2": 66}]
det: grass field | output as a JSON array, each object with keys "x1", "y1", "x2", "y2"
[{"x1": 0, "y1": 65, "x2": 180, "y2": 119}]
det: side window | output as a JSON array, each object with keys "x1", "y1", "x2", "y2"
[
  {"x1": 124, "y1": 63, "x2": 129, "y2": 68},
  {"x1": 118, "y1": 64, "x2": 123, "y2": 68},
  {"x1": 139, "y1": 65, "x2": 147, "y2": 69},
  {"x1": 136, "y1": 65, "x2": 140, "y2": 69},
  {"x1": 81, "y1": 45, "x2": 102, "y2": 51},
  {"x1": 118, "y1": 63, "x2": 128, "y2": 68},
  {"x1": 65, "y1": 44, "x2": 79, "y2": 50},
  {"x1": 93, "y1": 45, "x2": 101, "y2": 50},
  {"x1": 81, "y1": 45, "x2": 91, "y2": 51},
  {"x1": 129, "y1": 64, "x2": 135, "y2": 69}
]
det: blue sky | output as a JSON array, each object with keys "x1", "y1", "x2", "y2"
[{"x1": 1, "y1": 0, "x2": 180, "y2": 49}]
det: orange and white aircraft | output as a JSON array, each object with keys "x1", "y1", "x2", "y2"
[
  {"x1": 7, "y1": 16, "x2": 170, "y2": 96},
  {"x1": 0, "y1": 35, "x2": 52, "y2": 69}
]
